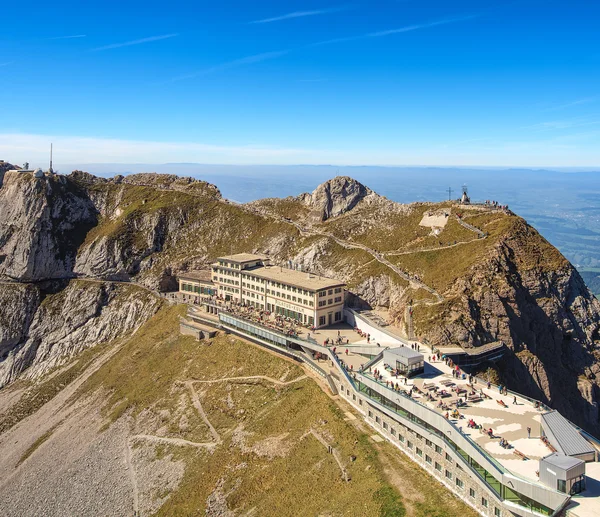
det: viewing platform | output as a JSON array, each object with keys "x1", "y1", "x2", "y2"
[{"x1": 180, "y1": 299, "x2": 600, "y2": 517}]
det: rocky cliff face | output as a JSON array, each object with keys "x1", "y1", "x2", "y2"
[
  {"x1": 1, "y1": 169, "x2": 599, "y2": 435},
  {"x1": 0, "y1": 172, "x2": 97, "y2": 281},
  {"x1": 299, "y1": 176, "x2": 379, "y2": 223},
  {"x1": 413, "y1": 219, "x2": 600, "y2": 432},
  {"x1": 0, "y1": 280, "x2": 160, "y2": 387}
]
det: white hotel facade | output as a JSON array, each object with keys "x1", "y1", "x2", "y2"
[{"x1": 211, "y1": 253, "x2": 345, "y2": 328}]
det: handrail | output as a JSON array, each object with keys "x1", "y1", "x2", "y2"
[
  {"x1": 356, "y1": 369, "x2": 507, "y2": 474},
  {"x1": 361, "y1": 351, "x2": 385, "y2": 371},
  {"x1": 216, "y1": 310, "x2": 569, "y2": 512}
]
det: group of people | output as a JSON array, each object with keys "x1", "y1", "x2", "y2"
[{"x1": 484, "y1": 200, "x2": 509, "y2": 211}]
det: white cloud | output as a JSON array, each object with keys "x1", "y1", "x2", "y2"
[
  {"x1": 165, "y1": 50, "x2": 289, "y2": 83},
  {"x1": 543, "y1": 97, "x2": 597, "y2": 111},
  {"x1": 91, "y1": 34, "x2": 178, "y2": 52},
  {"x1": 0, "y1": 132, "x2": 598, "y2": 168},
  {"x1": 48, "y1": 34, "x2": 86, "y2": 40},
  {"x1": 250, "y1": 7, "x2": 348, "y2": 24},
  {"x1": 309, "y1": 14, "x2": 478, "y2": 47}
]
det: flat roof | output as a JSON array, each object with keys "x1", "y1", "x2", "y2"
[
  {"x1": 248, "y1": 265, "x2": 345, "y2": 291},
  {"x1": 542, "y1": 453, "x2": 584, "y2": 470},
  {"x1": 541, "y1": 411, "x2": 595, "y2": 457},
  {"x1": 385, "y1": 347, "x2": 424, "y2": 360},
  {"x1": 217, "y1": 253, "x2": 265, "y2": 263},
  {"x1": 366, "y1": 355, "x2": 570, "y2": 483},
  {"x1": 179, "y1": 270, "x2": 213, "y2": 282}
]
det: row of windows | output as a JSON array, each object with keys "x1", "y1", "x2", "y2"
[
  {"x1": 318, "y1": 297, "x2": 343, "y2": 307},
  {"x1": 242, "y1": 282, "x2": 265, "y2": 292},
  {"x1": 267, "y1": 290, "x2": 314, "y2": 306},
  {"x1": 267, "y1": 282, "x2": 313, "y2": 296},
  {"x1": 217, "y1": 261, "x2": 241, "y2": 269},
  {"x1": 318, "y1": 287, "x2": 343, "y2": 297},
  {"x1": 358, "y1": 382, "x2": 555, "y2": 516},
  {"x1": 218, "y1": 277, "x2": 239, "y2": 286},
  {"x1": 366, "y1": 406, "x2": 504, "y2": 517},
  {"x1": 317, "y1": 312, "x2": 342, "y2": 326},
  {"x1": 180, "y1": 283, "x2": 214, "y2": 295},
  {"x1": 243, "y1": 291, "x2": 264, "y2": 300}
]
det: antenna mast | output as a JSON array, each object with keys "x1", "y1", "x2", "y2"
[{"x1": 49, "y1": 143, "x2": 53, "y2": 174}]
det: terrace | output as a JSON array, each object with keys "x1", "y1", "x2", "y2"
[{"x1": 361, "y1": 352, "x2": 598, "y2": 488}]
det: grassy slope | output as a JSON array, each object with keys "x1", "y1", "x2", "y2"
[{"x1": 74, "y1": 305, "x2": 477, "y2": 517}]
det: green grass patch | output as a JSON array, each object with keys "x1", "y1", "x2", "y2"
[{"x1": 17, "y1": 426, "x2": 56, "y2": 466}]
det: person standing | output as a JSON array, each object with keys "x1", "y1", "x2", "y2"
[{"x1": 527, "y1": 426, "x2": 531, "y2": 438}]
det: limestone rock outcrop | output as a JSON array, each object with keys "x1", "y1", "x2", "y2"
[
  {"x1": 0, "y1": 280, "x2": 160, "y2": 388},
  {"x1": 0, "y1": 172, "x2": 97, "y2": 281},
  {"x1": 413, "y1": 221, "x2": 600, "y2": 432},
  {"x1": 300, "y1": 176, "x2": 378, "y2": 223},
  {"x1": 1, "y1": 168, "x2": 600, "y2": 435}
]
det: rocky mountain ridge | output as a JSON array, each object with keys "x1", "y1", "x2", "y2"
[{"x1": 0, "y1": 168, "x2": 599, "y2": 435}]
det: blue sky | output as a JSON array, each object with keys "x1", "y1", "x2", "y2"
[{"x1": 1, "y1": 0, "x2": 599, "y2": 166}]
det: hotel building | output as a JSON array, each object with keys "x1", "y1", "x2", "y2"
[
  {"x1": 178, "y1": 270, "x2": 215, "y2": 300},
  {"x1": 211, "y1": 253, "x2": 345, "y2": 328}
]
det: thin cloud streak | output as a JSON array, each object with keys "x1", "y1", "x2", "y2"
[
  {"x1": 0, "y1": 62, "x2": 13, "y2": 67},
  {"x1": 165, "y1": 50, "x2": 289, "y2": 84},
  {"x1": 48, "y1": 34, "x2": 87, "y2": 40},
  {"x1": 522, "y1": 119, "x2": 600, "y2": 132},
  {"x1": 163, "y1": 13, "x2": 477, "y2": 84},
  {"x1": 250, "y1": 6, "x2": 348, "y2": 24},
  {"x1": 91, "y1": 33, "x2": 178, "y2": 52},
  {"x1": 308, "y1": 13, "x2": 479, "y2": 47},
  {"x1": 544, "y1": 97, "x2": 597, "y2": 111}
]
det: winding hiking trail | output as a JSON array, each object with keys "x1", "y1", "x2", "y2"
[
  {"x1": 124, "y1": 373, "x2": 309, "y2": 515},
  {"x1": 287, "y1": 219, "x2": 445, "y2": 302},
  {"x1": 245, "y1": 203, "x2": 493, "y2": 307}
]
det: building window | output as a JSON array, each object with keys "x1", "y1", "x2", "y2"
[
  {"x1": 456, "y1": 478, "x2": 463, "y2": 489},
  {"x1": 445, "y1": 470, "x2": 452, "y2": 480},
  {"x1": 399, "y1": 435, "x2": 405, "y2": 443},
  {"x1": 359, "y1": 399, "x2": 362, "y2": 406},
  {"x1": 334, "y1": 311, "x2": 341, "y2": 321},
  {"x1": 407, "y1": 441, "x2": 413, "y2": 449},
  {"x1": 445, "y1": 453, "x2": 452, "y2": 462},
  {"x1": 425, "y1": 439, "x2": 433, "y2": 448},
  {"x1": 469, "y1": 488, "x2": 475, "y2": 498},
  {"x1": 383, "y1": 422, "x2": 388, "y2": 430},
  {"x1": 425, "y1": 455, "x2": 432, "y2": 465},
  {"x1": 319, "y1": 316, "x2": 326, "y2": 326},
  {"x1": 494, "y1": 508, "x2": 501, "y2": 517},
  {"x1": 416, "y1": 448, "x2": 423, "y2": 457},
  {"x1": 368, "y1": 411, "x2": 373, "y2": 418},
  {"x1": 435, "y1": 462, "x2": 442, "y2": 472},
  {"x1": 391, "y1": 428, "x2": 396, "y2": 436},
  {"x1": 328, "y1": 289, "x2": 333, "y2": 295},
  {"x1": 352, "y1": 394, "x2": 356, "y2": 401},
  {"x1": 482, "y1": 498, "x2": 488, "y2": 508},
  {"x1": 435, "y1": 445, "x2": 443, "y2": 454}
]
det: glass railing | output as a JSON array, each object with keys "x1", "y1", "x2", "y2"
[
  {"x1": 219, "y1": 311, "x2": 566, "y2": 514},
  {"x1": 218, "y1": 310, "x2": 566, "y2": 511}
]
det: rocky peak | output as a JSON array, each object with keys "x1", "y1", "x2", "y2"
[
  {"x1": 0, "y1": 171, "x2": 97, "y2": 281},
  {"x1": 300, "y1": 176, "x2": 378, "y2": 223}
]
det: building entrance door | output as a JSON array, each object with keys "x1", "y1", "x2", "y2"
[{"x1": 328, "y1": 313, "x2": 332, "y2": 326}]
